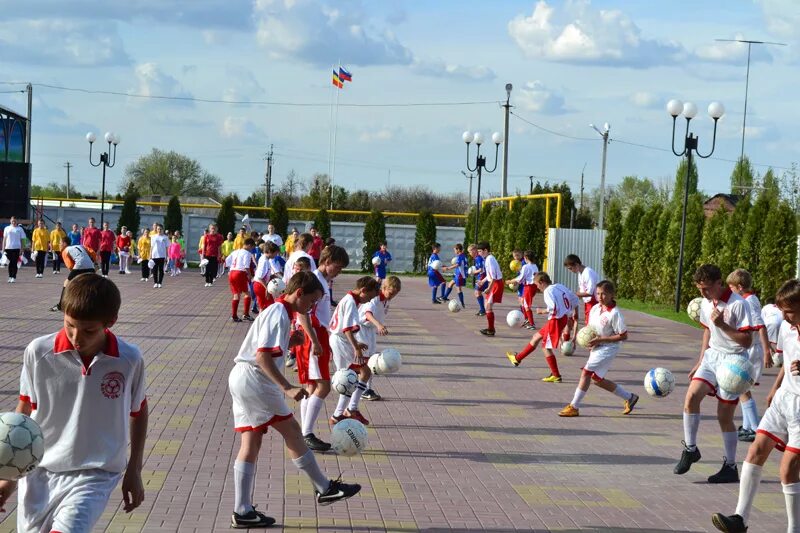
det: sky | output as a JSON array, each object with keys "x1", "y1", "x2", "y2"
[{"x1": 1, "y1": 0, "x2": 799, "y2": 202}]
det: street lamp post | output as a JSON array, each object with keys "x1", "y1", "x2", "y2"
[
  {"x1": 667, "y1": 99, "x2": 724, "y2": 312},
  {"x1": 87, "y1": 131, "x2": 120, "y2": 227},
  {"x1": 463, "y1": 130, "x2": 503, "y2": 245}
]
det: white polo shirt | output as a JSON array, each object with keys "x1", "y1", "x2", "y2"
[
  {"x1": 360, "y1": 293, "x2": 389, "y2": 330},
  {"x1": 312, "y1": 269, "x2": 332, "y2": 329},
  {"x1": 19, "y1": 330, "x2": 146, "y2": 474},
  {"x1": 483, "y1": 254, "x2": 502, "y2": 281},
  {"x1": 578, "y1": 266, "x2": 600, "y2": 303},
  {"x1": 515, "y1": 262, "x2": 539, "y2": 285},
  {"x1": 234, "y1": 299, "x2": 294, "y2": 364},
  {"x1": 699, "y1": 289, "x2": 752, "y2": 355},
  {"x1": 262, "y1": 233, "x2": 283, "y2": 247},
  {"x1": 227, "y1": 248, "x2": 254, "y2": 272},
  {"x1": 762, "y1": 303, "x2": 784, "y2": 344},
  {"x1": 544, "y1": 283, "x2": 580, "y2": 319},
  {"x1": 776, "y1": 322, "x2": 800, "y2": 397},
  {"x1": 283, "y1": 251, "x2": 316, "y2": 284},
  {"x1": 3, "y1": 225, "x2": 25, "y2": 250},
  {"x1": 254, "y1": 255, "x2": 270, "y2": 282}
]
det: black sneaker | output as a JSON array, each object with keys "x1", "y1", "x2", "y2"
[
  {"x1": 711, "y1": 513, "x2": 747, "y2": 532},
  {"x1": 304, "y1": 433, "x2": 332, "y2": 452},
  {"x1": 475, "y1": 311, "x2": 486, "y2": 316},
  {"x1": 738, "y1": 429, "x2": 756, "y2": 442},
  {"x1": 243, "y1": 315, "x2": 255, "y2": 322},
  {"x1": 316, "y1": 477, "x2": 361, "y2": 506},
  {"x1": 231, "y1": 507, "x2": 276, "y2": 528},
  {"x1": 708, "y1": 459, "x2": 739, "y2": 484},
  {"x1": 50, "y1": 304, "x2": 61, "y2": 312},
  {"x1": 674, "y1": 441, "x2": 701, "y2": 474},
  {"x1": 432, "y1": 300, "x2": 441, "y2": 304},
  {"x1": 231, "y1": 316, "x2": 242, "y2": 323},
  {"x1": 479, "y1": 329, "x2": 495, "y2": 337},
  {"x1": 362, "y1": 389, "x2": 381, "y2": 401}
]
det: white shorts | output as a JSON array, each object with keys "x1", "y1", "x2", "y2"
[
  {"x1": 330, "y1": 334, "x2": 357, "y2": 370},
  {"x1": 748, "y1": 344, "x2": 764, "y2": 384},
  {"x1": 583, "y1": 345, "x2": 620, "y2": 380},
  {"x1": 17, "y1": 468, "x2": 121, "y2": 533},
  {"x1": 228, "y1": 362, "x2": 292, "y2": 432},
  {"x1": 757, "y1": 387, "x2": 800, "y2": 454},
  {"x1": 692, "y1": 348, "x2": 748, "y2": 403},
  {"x1": 307, "y1": 353, "x2": 323, "y2": 381},
  {"x1": 355, "y1": 327, "x2": 377, "y2": 356}
]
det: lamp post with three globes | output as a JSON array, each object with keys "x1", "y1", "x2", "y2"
[
  {"x1": 86, "y1": 131, "x2": 120, "y2": 228},
  {"x1": 463, "y1": 130, "x2": 503, "y2": 246}
]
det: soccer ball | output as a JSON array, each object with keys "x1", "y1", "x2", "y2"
[
  {"x1": 448, "y1": 299, "x2": 462, "y2": 313},
  {"x1": 267, "y1": 278, "x2": 286, "y2": 297},
  {"x1": 467, "y1": 266, "x2": 476, "y2": 276},
  {"x1": 561, "y1": 340, "x2": 575, "y2": 356},
  {"x1": 717, "y1": 359, "x2": 755, "y2": 395},
  {"x1": 509, "y1": 259, "x2": 522, "y2": 272},
  {"x1": 332, "y1": 369, "x2": 359, "y2": 395},
  {"x1": 198, "y1": 258, "x2": 208, "y2": 267},
  {"x1": 506, "y1": 310, "x2": 525, "y2": 328},
  {"x1": 0, "y1": 413, "x2": 44, "y2": 481},
  {"x1": 330, "y1": 419, "x2": 368, "y2": 456},
  {"x1": 147, "y1": 259, "x2": 155, "y2": 269},
  {"x1": 451, "y1": 257, "x2": 458, "y2": 265},
  {"x1": 367, "y1": 353, "x2": 382, "y2": 375},
  {"x1": 380, "y1": 348, "x2": 402, "y2": 373},
  {"x1": 686, "y1": 297, "x2": 703, "y2": 323},
  {"x1": 371, "y1": 256, "x2": 381, "y2": 266},
  {"x1": 644, "y1": 367, "x2": 675, "y2": 398},
  {"x1": 773, "y1": 351, "x2": 784, "y2": 367},
  {"x1": 431, "y1": 260, "x2": 442, "y2": 271},
  {"x1": 575, "y1": 326, "x2": 598, "y2": 348}
]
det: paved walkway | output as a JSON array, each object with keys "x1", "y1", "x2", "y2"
[{"x1": 0, "y1": 267, "x2": 789, "y2": 532}]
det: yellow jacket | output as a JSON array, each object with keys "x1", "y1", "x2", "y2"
[
  {"x1": 233, "y1": 234, "x2": 246, "y2": 250},
  {"x1": 50, "y1": 228, "x2": 67, "y2": 249},
  {"x1": 221, "y1": 240, "x2": 234, "y2": 257},
  {"x1": 138, "y1": 235, "x2": 151, "y2": 259},
  {"x1": 285, "y1": 235, "x2": 295, "y2": 254},
  {"x1": 32, "y1": 228, "x2": 49, "y2": 251}
]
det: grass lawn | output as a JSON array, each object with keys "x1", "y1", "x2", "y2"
[{"x1": 618, "y1": 298, "x2": 701, "y2": 329}]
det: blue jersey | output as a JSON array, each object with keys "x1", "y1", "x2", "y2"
[
  {"x1": 454, "y1": 253, "x2": 468, "y2": 280},
  {"x1": 271, "y1": 255, "x2": 286, "y2": 273},
  {"x1": 68, "y1": 231, "x2": 81, "y2": 246},
  {"x1": 473, "y1": 255, "x2": 485, "y2": 288},
  {"x1": 373, "y1": 250, "x2": 392, "y2": 279},
  {"x1": 427, "y1": 252, "x2": 441, "y2": 275}
]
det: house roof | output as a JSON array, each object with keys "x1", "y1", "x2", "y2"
[{"x1": 704, "y1": 193, "x2": 741, "y2": 206}]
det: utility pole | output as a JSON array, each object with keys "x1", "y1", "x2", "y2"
[
  {"x1": 590, "y1": 123, "x2": 610, "y2": 230},
  {"x1": 264, "y1": 145, "x2": 274, "y2": 208},
  {"x1": 25, "y1": 84, "x2": 32, "y2": 164},
  {"x1": 579, "y1": 162, "x2": 586, "y2": 210},
  {"x1": 63, "y1": 162, "x2": 72, "y2": 200},
  {"x1": 528, "y1": 175, "x2": 534, "y2": 195},
  {"x1": 501, "y1": 83, "x2": 513, "y2": 197},
  {"x1": 461, "y1": 170, "x2": 475, "y2": 206}
]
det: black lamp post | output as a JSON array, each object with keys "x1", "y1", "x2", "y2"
[
  {"x1": 667, "y1": 99, "x2": 724, "y2": 312},
  {"x1": 463, "y1": 130, "x2": 503, "y2": 245},
  {"x1": 87, "y1": 131, "x2": 120, "y2": 227}
]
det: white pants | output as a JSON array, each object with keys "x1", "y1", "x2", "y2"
[{"x1": 17, "y1": 468, "x2": 121, "y2": 533}]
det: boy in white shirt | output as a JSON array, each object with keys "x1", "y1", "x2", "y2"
[
  {"x1": 149, "y1": 224, "x2": 170, "y2": 289},
  {"x1": 0, "y1": 275, "x2": 148, "y2": 532},
  {"x1": 558, "y1": 280, "x2": 638, "y2": 417},
  {"x1": 762, "y1": 299, "x2": 785, "y2": 355},
  {"x1": 564, "y1": 254, "x2": 600, "y2": 324},
  {"x1": 675, "y1": 264, "x2": 753, "y2": 484},
  {"x1": 508, "y1": 250, "x2": 539, "y2": 330},
  {"x1": 506, "y1": 272, "x2": 579, "y2": 383},
  {"x1": 227, "y1": 238, "x2": 257, "y2": 323},
  {"x1": 283, "y1": 233, "x2": 316, "y2": 285},
  {"x1": 357, "y1": 276, "x2": 402, "y2": 401},
  {"x1": 477, "y1": 242, "x2": 503, "y2": 337},
  {"x1": 228, "y1": 271, "x2": 361, "y2": 528},
  {"x1": 329, "y1": 277, "x2": 381, "y2": 427},
  {"x1": 712, "y1": 279, "x2": 800, "y2": 533}
]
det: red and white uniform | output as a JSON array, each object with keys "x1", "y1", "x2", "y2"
[
  {"x1": 757, "y1": 322, "x2": 800, "y2": 453},
  {"x1": 538, "y1": 283, "x2": 579, "y2": 350},
  {"x1": 694, "y1": 289, "x2": 753, "y2": 403},
  {"x1": 296, "y1": 269, "x2": 333, "y2": 384},
  {"x1": 356, "y1": 293, "x2": 390, "y2": 355},
  {"x1": 578, "y1": 266, "x2": 600, "y2": 324},
  {"x1": 762, "y1": 303, "x2": 784, "y2": 346},
  {"x1": 329, "y1": 292, "x2": 361, "y2": 370},
  {"x1": 17, "y1": 329, "x2": 146, "y2": 532},
  {"x1": 483, "y1": 254, "x2": 504, "y2": 304},
  {"x1": 515, "y1": 262, "x2": 539, "y2": 311},
  {"x1": 283, "y1": 251, "x2": 316, "y2": 285},
  {"x1": 253, "y1": 255, "x2": 273, "y2": 310},
  {"x1": 229, "y1": 298, "x2": 295, "y2": 432},
  {"x1": 583, "y1": 304, "x2": 627, "y2": 380},
  {"x1": 744, "y1": 292, "x2": 766, "y2": 383},
  {"x1": 227, "y1": 248, "x2": 254, "y2": 294}
]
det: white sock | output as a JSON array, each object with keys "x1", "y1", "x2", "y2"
[
  {"x1": 233, "y1": 460, "x2": 256, "y2": 515},
  {"x1": 570, "y1": 388, "x2": 587, "y2": 409},
  {"x1": 740, "y1": 402, "x2": 752, "y2": 431},
  {"x1": 683, "y1": 413, "x2": 701, "y2": 449},
  {"x1": 735, "y1": 462, "x2": 763, "y2": 523},
  {"x1": 722, "y1": 431, "x2": 738, "y2": 465},
  {"x1": 333, "y1": 394, "x2": 349, "y2": 417},
  {"x1": 742, "y1": 399, "x2": 760, "y2": 431},
  {"x1": 292, "y1": 450, "x2": 329, "y2": 494},
  {"x1": 366, "y1": 377, "x2": 373, "y2": 390},
  {"x1": 302, "y1": 395, "x2": 324, "y2": 436},
  {"x1": 348, "y1": 381, "x2": 367, "y2": 411},
  {"x1": 783, "y1": 482, "x2": 800, "y2": 533},
  {"x1": 299, "y1": 397, "x2": 308, "y2": 429},
  {"x1": 613, "y1": 384, "x2": 633, "y2": 400}
]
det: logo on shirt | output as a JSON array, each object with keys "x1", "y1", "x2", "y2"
[{"x1": 100, "y1": 371, "x2": 125, "y2": 399}]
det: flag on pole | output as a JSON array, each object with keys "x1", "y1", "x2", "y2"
[
  {"x1": 338, "y1": 67, "x2": 352, "y2": 82},
  {"x1": 332, "y1": 69, "x2": 343, "y2": 88}
]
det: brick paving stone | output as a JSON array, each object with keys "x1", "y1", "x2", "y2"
[{"x1": 0, "y1": 269, "x2": 790, "y2": 531}]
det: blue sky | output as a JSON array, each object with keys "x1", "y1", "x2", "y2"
[{"x1": 0, "y1": 0, "x2": 798, "y2": 200}]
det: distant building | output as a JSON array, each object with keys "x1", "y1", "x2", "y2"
[
  {"x1": 703, "y1": 193, "x2": 740, "y2": 218},
  {"x1": 141, "y1": 195, "x2": 221, "y2": 217}
]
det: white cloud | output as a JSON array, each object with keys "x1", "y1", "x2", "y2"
[
  {"x1": 508, "y1": 0, "x2": 684, "y2": 68},
  {"x1": 411, "y1": 59, "x2": 495, "y2": 82},
  {"x1": 757, "y1": 0, "x2": 800, "y2": 41},
  {"x1": 130, "y1": 63, "x2": 193, "y2": 104},
  {"x1": 221, "y1": 116, "x2": 263, "y2": 138},
  {"x1": 222, "y1": 66, "x2": 265, "y2": 102},
  {"x1": 695, "y1": 34, "x2": 773, "y2": 65},
  {"x1": 253, "y1": 0, "x2": 413, "y2": 66},
  {"x1": 630, "y1": 91, "x2": 659, "y2": 109},
  {"x1": 516, "y1": 81, "x2": 568, "y2": 115},
  {"x1": 358, "y1": 127, "x2": 396, "y2": 143}
]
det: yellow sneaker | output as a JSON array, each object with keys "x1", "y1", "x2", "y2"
[
  {"x1": 623, "y1": 393, "x2": 639, "y2": 415},
  {"x1": 559, "y1": 404, "x2": 579, "y2": 417},
  {"x1": 542, "y1": 375, "x2": 562, "y2": 383},
  {"x1": 506, "y1": 352, "x2": 520, "y2": 367}
]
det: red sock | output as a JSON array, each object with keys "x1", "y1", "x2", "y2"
[
  {"x1": 243, "y1": 296, "x2": 251, "y2": 315},
  {"x1": 526, "y1": 309, "x2": 536, "y2": 325},
  {"x1": 487, "y1": 312, "x2": 495, "y2": 331},
  {"x1": 545, "y1": 355, "x2": 561, "y2": 377},
  {"x1": 231, "y1": 299, "x2": 239, "y2": 317},
  {"x1": 516, "y1": 343, "x2": 535, "y2": 362}
]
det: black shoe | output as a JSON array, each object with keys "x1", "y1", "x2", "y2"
[
  {"x1": 432, "y1": 300, "x2": 441, "y2": 304},
  {"x1": 330, "y1": 300, "x2": 338, "y2": 306},
  {"x1": 711, "y1": 513, "x2": 747, "y2": 532},
  {"x1": 738, "y1": 429, "x2": 756, "y2": 442},
  {"x1": 231, "y1": 316, "x2": 242, "y2": 323},
  {"x1": 475, "y1": 311, "x2": 486, "y2": 316},
  {"x1": 362, "y1": 389, "x2": 382, "y2": 401},
  {"x1": 50, "y1": 304, "x2": 61, "y2": 312},
  {"x1": 674, "y1": 441, "x2": 701, "y2": 474},
  {"x1": 316, "y1": 478, "x2": 361, "y2": 506},
  {"x1": 243, "y1": 315, "x2": 255, "y2": 322},
  {"x1": 231, "y1": 507, "x2": 276, "y2": 528},
  {"x1": 708, "y1": 459, "x2": 739, "y2": 484},
  {"x1": 304, "y1": 433, "x2": 332, "y2": 452},
  {"x1": 479, "y1": 329, "x2": 495, "y2": 337}
]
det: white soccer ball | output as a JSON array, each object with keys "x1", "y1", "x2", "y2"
[
  {"x1": 267, "y1": 278, "x2": 286, "y2": 297},
  {"x1": 371, "y1": 256, "x2": 381, "y2": 266},
  {"x1": 506, "y1": 310, "x2": 525, "y2": 328},
  {"x1": 198, "y1": 258, "x2": 209, "y2": 267},
  {"x1": 332, "y1": 369, "x2": 359, "y2": 395},
  {"x1": 0, "y1": 413, "x2": 44, "y2": 481},
  {"x1": 451, "y1": 257, "x2": 458, "y2": 265},
  {"x1": 773, "y1": 351, "x2": 784, "y2": 367},
  {"x1": 575, "y1": 326, "x2": 598, "y2": 348},
  {"x1": 717, "y1": 359, "x2": 755, "y2": 395},
  {"x1": 561, "y1": 340, "x2": 575, "y2": 357},
  {"x1": 330, "y1": 419, "x2": 368, "y2": 456},
  {"x1": 147, "y1": 259, "x2": 155, "y2": 269},
  {"x1": 448, "y1": 299, "x2": 462, "y2": 313},
  {"x1": 467, "y1": 266, "x2": 476, "y2": 276},
  {"x1": 644, "y1": 367, "x2": 675, "y2": 398},
  {"x1": 380, "y1": 347, "x2": 402, "y2": 373},
  {"x1": 431, "y1": 260, "x2": 442, "y2": 271},
  {"x1": 687, "y1": 297, "x2": 703, "y2": 323},
  {"x1": 367, "y1": 353, "x2": 382, "y2": 375}
]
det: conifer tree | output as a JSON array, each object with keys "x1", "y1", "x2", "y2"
[
  {"x1": 117, "y1": 183, "x2": 140, "y2": 236},
  {"x1": 163, "y1": 195, "x2": 183, "y2": 234},
  {"x1": 215, "y1": 195, "x2": 236, "y2": 236},
  {"x1": 617, "y1": 203, "x2": 645, "y2": 299},
  {"x1": 602, "y1": 200, "x2": 623, "y2": 286},
  {"x1": 362, "y1": 210, "x2": 386, "y2": 271},
  {"x1": 413, "y1": 209, "x2": 437, "y2": 273},
  {"x1": 269, "y1": 195, "x2": 289, "y2": 238}
]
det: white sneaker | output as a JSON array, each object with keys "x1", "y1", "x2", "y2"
[
  {"x1": 9, "y1": 278, "x2": 15, "y2": 283},
  {"x1": 6, "y1": 278, "x2": 11, "y2": 283},
  {"x1": 158, "y1": 284, "x2": 162, "y2": 288},
  {"x1": 102, "y1": 274, "x2": 107, "y2": 278},
  {"x1": 154, "y1": 283, "x2": 158, "y2": 288},
  {"x1": 125, "y1": 270, "x2": 131, "y2": 274}
]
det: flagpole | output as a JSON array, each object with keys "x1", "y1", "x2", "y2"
[
  {"x1": 328, "y1": 64, "x2": 335, "y2": 181},
  {"x1": 330, "y1": 58, "x2": 341, "y2": 209}
]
